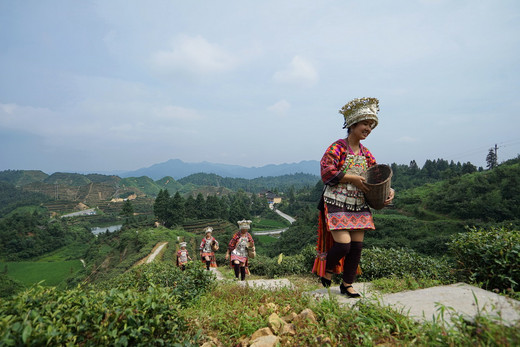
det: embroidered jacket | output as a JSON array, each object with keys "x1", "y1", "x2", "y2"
[
  {"x1": 320, "y1": 138, "x2": 376, "y2": 185},
  {"x1": 199, "y1": 236, "x2": 218, "y2": 253},
  {"x1": 228, "y1": 232, "x2": 254, "y2": 253}
]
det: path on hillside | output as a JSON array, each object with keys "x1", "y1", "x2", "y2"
[
  {"x1": 146, "y1": 242, "x2": 168, "y2": 263},
  {"x1": 139, "y1": 241, "x2": 519, "y2": 326},
  {"x1": 136, "y1": 241, "x2": 169, "y2": 265},
  {"x1": 216, "y1": 272, "x2": 520, "y2": 326},
  {"x1": 274, "y1": 209, "x2": 295, "y2": 224},
  {"x1": 253, "y1": 209, "x2": 295, "y2": 236}
]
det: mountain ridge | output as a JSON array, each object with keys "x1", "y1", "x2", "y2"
[{"x1": 119, "y1": 159, "x2": 320, "y2": 180}]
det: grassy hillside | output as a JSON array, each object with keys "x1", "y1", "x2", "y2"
[
  {"x1": 396, "y1": 161, "x2": 520, "y2": 223},
  {"x1": 0, "y1": 169, "x2": 48, "y2": 186}
]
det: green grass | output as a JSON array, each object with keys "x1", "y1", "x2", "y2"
[
  {"x1": 35, "y1": 242, "x2": 90, "y2": 262},
  {"x1": 255, "y1": 234, "x2": 278, "y2": 244},
  {"x1": 0, "y1": 260, "x2": 83, "y2": 286},
  {"x1": 252, "y1": 217, "x2": 289, "y2": 231},
  {"x1": 5, "y1": 205, "x2": 47, "y2": 217},
  {"x1": 181, "y1": 278, "x2": 520, "y2": 346}
]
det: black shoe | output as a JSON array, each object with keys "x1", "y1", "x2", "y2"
[
  {"x1": 320, "y1": 277, "x2": 332, "y2": 288},
  {"x1": 340, "y1": 283, "x2": 361, "y2": 298},
  {"x1": 320, "y1": 271, "x2": 333, "y2": 288}
]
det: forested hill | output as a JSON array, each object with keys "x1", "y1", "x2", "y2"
[
  {"x1": 395, "y1": 158, "x2": 520, "y2": 222},
  {"x1": 0, "y1": 170, "x2": 318, "y2": 196},
  {"x1": 0, "y1": 170, "x2": 319, "y2": 217},
  {"x1": 178, "y1": 172, "x2": 319, "y2": 193}
]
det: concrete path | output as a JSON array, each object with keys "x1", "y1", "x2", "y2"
[
  {"x1": 274, "y1": 209, "x2": 296, "y2": 224},
  {"x1": 206, "y1": 261, "x2": 520, "y2": 326},
  {"x1": 252, "y1": 209, "x2": 296, "y2": 236},
  {"x1": 145, "y1": 242, "x2": 168, "y2": 263},
  {"x1": 237, "y1": 278, "x2": 294, "y2": 290},
  {"x1": 209, "y1": 267, "x2": 224, "y2": 280},
  {"x1": 308, "y1": 282, "x2": 520, "y2": 326},
  {"x1": 253, "y1": 228, "x2": 287, "y2": 236}
]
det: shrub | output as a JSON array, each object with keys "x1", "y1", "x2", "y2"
[
  {"x1": 0, "y1": 274, "x2": 25, "y2": 298},
  {"x1": 249, "y1": 252, "x2": 310, "y2": 278},
  {"x1": 0, "y1": 285, "x2": 197, "y2": 346},
  {"x1": 359, "y1": 247, "x2": 455, "y2": 283},
  {"x1": 95, "y1": 261, "x2": 215, "y2": 307},
  {"x1": 447, "y1": 225, "x2": 520, "y2": 292}
]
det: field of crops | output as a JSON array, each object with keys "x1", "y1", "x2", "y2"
[{"x1": 0, "y1": 260, "x2": 83, "y2": 286}]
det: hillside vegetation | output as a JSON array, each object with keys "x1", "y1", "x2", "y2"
[{"x1": 0, "y1": 158, "x2": 519, "y2": 344}]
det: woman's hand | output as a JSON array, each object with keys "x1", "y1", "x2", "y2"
[
  {"x1": 341, "y1": 174, "x2": 370, "y2": 193},
  {"x1": 225, "y1": 252, "x2": 229, "y2": 260},
  {"x1": 384, "y1": 188, "x2": 395, "y2": 206}
]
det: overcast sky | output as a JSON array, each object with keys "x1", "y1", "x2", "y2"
[{"x1": 1, "y1": 0, "x2": 519, "y2": 174}]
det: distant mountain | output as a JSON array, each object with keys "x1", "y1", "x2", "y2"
[{"x1": 120, "y1": 159, "x2": 320, "y2": 180}]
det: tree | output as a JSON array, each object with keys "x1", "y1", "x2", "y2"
[
  {"x1": 120, "y1": 200, "x2": 134, "y2": 217},
  {"x1": 166, "y1": 192, "x2": 185, "y2": 227},
  {"x1": 461, "y1": 162, "x2": 477, "y2": 175},
  {"x1": 251, "y1": 193, "x2": 268, "y2": 216},
  {"x1": 153, "y1": 189, "x2": 170, "y2": 225},
  {"x1": 228, "y1": 197, "x2": 250, "y2": 223},
  {"x1": 184, "y1": 195, "x2": 197, "y2": 220},
  {"x1": 406, "y1": 160, "x2": 418, "y2": 176},
  {"x1": 205, "y1": 195, "x2": 221, "y2": 219},
  {"x1": 194, "y1": 193, "x2": 206, "y2": 219},
  {"x1": 486, "y1": 148, "x2": 498, "y2": 170}
]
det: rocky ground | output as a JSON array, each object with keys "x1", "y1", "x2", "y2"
[{"x1": 205, "y1": 268, "x2": 520, "y2": 347}]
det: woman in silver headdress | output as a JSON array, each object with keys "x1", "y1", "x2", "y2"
[
  {"x1": 226, "y1": 219, "x2": 255, "y2": 281},
  {"x1": 199, "y1": 227, "x2": 219, "y2": 270},
  {"x1": 312, "y1": 97, "x2": 394, "y2": 297},
  {"x1": 176, "y1": 242, "x2": 192, "y2": 271}
]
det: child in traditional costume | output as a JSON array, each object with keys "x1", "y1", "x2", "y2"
[
  {"x1": 226, "y1": 219, "x2": 255, "y2": 281},
  {"x1": 312, "y1": 97, "x2": 394, "y2": 297},
  {"x1": 176, "y1": 242, "x2": 192, "y2": 271},
  {"x1": 199, "y1": 227, "x2": 219, "y2": 270}
]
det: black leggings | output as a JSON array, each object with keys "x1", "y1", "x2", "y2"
[
  {"x1": 325, "y1": 241, "x2": 364, "y2": 283},
  {"x1": 343, "y1": 241, "x2": 363, "y2": 283},
  {"x1": 234, "y1": 263, "x2": 246, "y2": 280},
  {"x1": 325, "y1": 242, "x2": 351, "y2": 271}
]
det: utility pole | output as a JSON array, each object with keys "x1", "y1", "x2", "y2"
[{"x1": 494, "y1": 144, "x2": 498, "y2": 162}]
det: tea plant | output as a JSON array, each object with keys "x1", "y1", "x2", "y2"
[
  {"x1": 95, "y1": 261, "x2": 216, "y2": 307},
  {"x1": 448, "y1": 225, "x2": 520, "y2": 292},
  {"x1": 0, "y1": 284, "x2": 198, "y2": 346},
  {"x1": 359, "y1": 247, "x2": 455, "y2": 284}
]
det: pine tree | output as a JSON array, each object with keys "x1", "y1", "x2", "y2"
[
  {"x1": 166, "y1": 192, "x2": 185, "y2": 227},
  {"x1": 153, "y1": 189, "x2": 170, "y2": 225},
  {"x1": 120, "y1": 200, "x2": 134, "y2": 217},
  {"x1": 486, "y1": 148, "x2": 498, "y2": 170}
]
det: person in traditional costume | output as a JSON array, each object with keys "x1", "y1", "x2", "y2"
[
  {"x1": 312, "y1": 97, "x2": 394, "y2": 297},
  {"x1": 226, "y1": 219, "x2": 255, "y2": 281},
  {"x1": 176, "y1": 242, "x2": 192, "y2": 271},
  {"x1": 199, "y1": 226, "x2": 219, "y2": 270}
]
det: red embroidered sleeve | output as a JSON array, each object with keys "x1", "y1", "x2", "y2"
[
  {"x1": 320, "y1": 139, "x2": 347, "y2": 185},
  {"x1": 361, "y1": 144, "x2": 377, "y2": 167},
  {"x1": 228, "y1": 233, "x2": 239, "y2": 251}
]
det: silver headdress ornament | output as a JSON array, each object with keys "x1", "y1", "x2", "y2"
[
  {"x1": 204, "y1": 226, "x2": 213, "y2": 234},
  {"x1": 179, "y1": 242, "x2": 187, "y2": 248},
  {"x1": 237, "y1": 219, "x2": 252, "y2": 230},
  {"x1": 339, "y1": 97, "x2": 379, "y2": 130}
]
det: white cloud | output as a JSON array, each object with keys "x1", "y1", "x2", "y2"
[
  {"x1": 267, "y1": 100, "x2": 291, "y2": 116},
  {"x1": 273, "y1": 56, "x2": 318, "y2": 87},
  {"x1": 150, "y1": 35, "x2": 238, "y2": 75}
]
